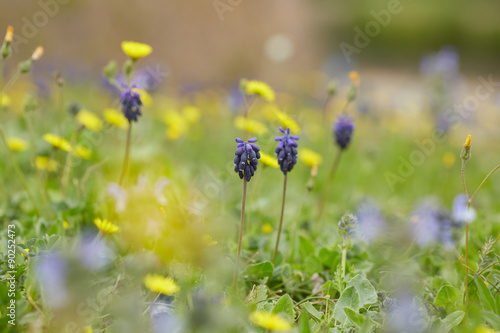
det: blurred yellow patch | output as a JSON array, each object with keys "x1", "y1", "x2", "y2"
[
  {"x1": 35, "y1": 156, "x2": 58, "y2": 172},
  {"x1": 43, "y1": 133, "x2": 72, "y2": 151},
  {"x1": 121, "y1": 41, "x2": 152, "y2": 60},
  {"x1": 349, "y1": 70, "x2": 360, "y2": 87},
  {"x1": 262, "y1": 223, "x2": 273, "y2": 234},
  {"x1": 264, "y1": 104, "x2": 300, "y2": 133},
  {"x1": 250, "y1": 311, "x2": 291, "y2": 332},
  {"x1": 234, "y1": 116, "x2": 268, "y2": 135},
  {"x1": 75, "y1": 145, "x2": 92, "y2": 160},
  {"x1": 21, "y1": 248, "x2": 29, "y2": 257},
  {"x1": 143, "y1": 274, "x2": 180, "y2": 295},
  {"x1": 259, "y1": 152, "x2": 279, "y2": 168},
  {"x1": 77, "y1": 110, "x2": 103, "y2": 131},
  {"x1": 104, "y1": 108, "x2": 129, "y2": 129},
  {"x1": 83, "y1": 326, "x2": 93, "y2": 333},
  {"x1": 133, "y1": 88, "x2": 152, "y2": 107},
  {"x1": 63, "y1": 221, "x2": 69, "y2": 230},
  {"x1": 7, "y1": 137, "x2": 28, "y2": 152},
  {"x1": 475, "y1": 326, "x2": 497, "y2": 333},
  {"x1": 243, "y1": 80, "x2": 275, "y2": 102},
  {"x1": 202, "y1": 234, "x2": 218, "y2": 246},
  {"x1": 0, "y1": 94, "x2": 11, "y2": 106},
  {"x1": 443, "y1": 152, "x2": 456, "y2": 169},
  {"x1": 300, "y1": 148, "x2": 322, "y2": 167},
  {"x1": 164, "y1": 110, "x2": 189, "y2": 140},
  {"x1": 94, "y1": 218, "x2": 119, "y2": 234},
  {"x1": 182, "y1": 105, "x2": 201, "y2": 124}
]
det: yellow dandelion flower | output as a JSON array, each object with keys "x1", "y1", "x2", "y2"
[
  {"x1": 300, "y1": 148, "x2": 323, "y2": 167},
  {"x1": 349, "y1": 70, "x2": 360, "y2": 87},
  {"x1": 244, "y1": 80, "x2": 275, "y2": 102},
  {"x1": 164, "y1": 111, "x2": 188, "y2": 141},
  {"x1": 0, "y1": 94, "x2": 10, "y2": 107},
  {"x1": 63, "y1": 221, "x2": 69, "y2": 230},
  {"x1": 234, "y1": 116, "x2": 268, "y2": 135},
  {"x1": 133, "y1": 88, "x2": 152, "y2": 107},
  {"x1": 250, "y1": 311, "x2": 292, "y2": 332},
  {"x1": 77, "y1": 110, "x2": 103, "y2": 131},
  {"x1": 464, "y1": 134, "x2": 471, "y2": 149},
  {"x1": 21, "y1": 249, "x2": 29, "y2": 258},
  {"x1": 7, "y1": 137, "x2": 28, "y2": 152},
  {"x1": 202, "y1": 234, "x2": 218, "y2": 246},
  {"x1": 35, "y1": 156, "x2": 58, "y2": 172},
  {"x1": 259, "y1": 152, "x2": 279, "y2": 168},
  {"x1": 83, "y1": 326, "x2": 93, "y2": 333},
  {"x1": 262, "y1": 223, "x2": 273, "y2": 234},
  {"x1": 182, "y1": 105, "x2": 201, "y2": 124},
  {"x1": 104, "y1": 108, "x2": 129, "y2": 129},
  {"x1": 43, "y1": 133, "x2": 72, "y2": 151},
  {"x1": 121, "y1": 41, "x2": 152, "y2": 60},
  {"x1": 143, "y1": 274, "x2": 180, "y2": 295},
  {"x1": 75, "y1": 145, "x2": 92, "y2": 160},
  {"x1": 443, "y1": 151, "x2": 455, "y2": 169},
  {"x1": 4, "y1": 26, "x2": 14, "y2": 44},
  {"x1": 94, "y1": 218, "x2": 119, "y2": 234}
]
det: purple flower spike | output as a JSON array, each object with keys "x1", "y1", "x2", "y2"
[
  {"x1": 120, "y1": 88, "x2": 143, "y2": 123},
  {"x1": 274, "y1": 127, "x2": 299, "y2": 176},
  {"x1": 334, "y1": 115, "x2": 355, "y2": 150},
  {"x1": 234, "y1": 138, "x2": 261, "y2": 182}
]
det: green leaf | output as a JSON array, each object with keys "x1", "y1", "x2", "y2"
[
  {"x1": 298, "y1": 313, "x2": 311, "y2": 333},
  {"x1": 483, "y1": 312, "x2": 500, "y2": 328},
  {"x1": 243, "y1": 261, "x2": 274, "y2": 279},
  {"x1": 272, "y1": 294, "x2": 295, "y2": 322},
  {"x1": 475, "y1": 277, "x2": 496, "y2": 312},
  {"x1": 333, "y1": 286, "x2": 360, "y2": 323},
  {"x1": 346, "y1": 275, "x2": 377, "y2": 307},
  {"x1": 344, "y1": 307, "x2": 365, "y2": 327},
  {"x1": 434, "y1": 311, "x2": 465, "y2": 332},
  {"x1": 248, "y1": 284, "x2": 268, "y2": 304},
  {"x1": 434, "y1": 285, "x2": 460, "y2": 307},
  {"x1": 299, "y1": 236, "x2": 316, "y2": 259},
  {"x1": 302, "y1": 301, "x2": 323, "y2": 322}
]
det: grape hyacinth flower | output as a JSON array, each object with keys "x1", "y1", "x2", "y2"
[
  {"x1": 233, "y1": 137, "x2": 260, "y2": 293},
  {"x1": 120, "y1": 88, "x2": 143, "y2": 123},
  {"x1": 272, "y1": 127, "x2": 299, "y2": 264},
  {"x1": 334, "y1": 114, "x2": 355, "y2": 150},
  {"x1": 274, "y1": 127, "x2": 299, "y2": 175},
  {"x1": 234, "y1": 137, "x2": 260, "y2": 182}
]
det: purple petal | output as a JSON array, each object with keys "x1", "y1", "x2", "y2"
[
  {"x1": 248, "y1": 137, "x2": 257, "y2": 143},
  {"x1": 285, "y1": 128, "x2": 290, "y2": 134},
  {"x1": 290, "y1": 135, "x2": 299, "y2": 140},
  {"x1": 275, "y1": 136, "x2": 285, "y2": 141},
  {"x1": 279, "y1": 127, "x2": 285, "y2": 133},
  {"x1": 246, "y1": 144, "x2": 252, "y2": 151},
  {"x1": 235, "y1": 138, "x2": 244, "y2": 143},
  {"x1": 237, "y1": 143, "x2": 244, "y2": 147}
]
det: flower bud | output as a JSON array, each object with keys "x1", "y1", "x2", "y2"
[
  {"x1": 4, "y1": 26, "x2": 14, "y2": 44},
  {"x1": 103, "y1": 61, "x2": 117, "y2": 80},
  {"x1": 18, "y1": 59, "x2": 33, "y2": 74},
  {"x1": 460, "y1": 135, "x2": 471, "y2": 161},
  {"x1": 31, "y1": 46, "x2": 44, "y2": 61},
  {"x1": 326, "y1": 80, "x2": 337, "y2": 96}
]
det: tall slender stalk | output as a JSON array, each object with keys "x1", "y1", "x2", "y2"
[
  {"x1": 461, "y1": 159, "x2": 470, "y2": 305},
  {"x1": 61, "y1": 125, "x2": 84, "y2": 197},
  {"x1": 234, "y1": 178, "x2": 248, "y2": 293},
  {"x1": 272, "y1": 175, "x2": 288, "y2": 264},
  {"x1": 119, "y1": 125, "x2": 132, "y2": 186},
  {"x1": 317, "y1": 150, "x2": 342, "y2": 221}
]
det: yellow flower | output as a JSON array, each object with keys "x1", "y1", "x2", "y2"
[
  {"x1": 300, "y1": 148, "x2": 322, "y2": 167},
  {"x1": 94, "y1": 218, "x2": 119, "y2": 234},
  {"x1": 250, "y1": 311, "x2": 292, "y2": 332},
  {"x1": 182, "y1": 105, "x2": 201, "y2": 124},
  {"x1": 262, "y1": 223, "x2": 272, "y2": 234},
  {"x1": 143, "y1": 274, "x2": 180, "y2": 295},
  {"x1": 43, "y1": 133, "x2": 72, "y2": 151},
  {"x1": 234, "y1": 116, "x2": 268, "y2": 135},
  {"x1": 202, "y1": 234, "x2": 218, "y2": 246},
  {"x1": 31, "y1": 46, "x2": 44, "y2": 61},
  {"x1": 259, "y1": 152, "x2": 279, "y2": 168},
  {"x1": 349, "y1": 70, "x2": 360, "y2": 87},
  {"x1": 75, "y1": 145, "x2": 92, "y2": 160},
  {"x1": 7, "y1": 137, "x2": 28, "y2": 152},
  {"x1": 35, "y1": 156, "x2": 58, "y2": 172},
  {"x1": 21, "y1": 249, "x2": 29, "y2": 258},
  {"x1": 121, "y1": 41, "x2": 153, "y2": 60},
  {"x1": 244, "y1": 80, "x2": 275, "y2": 102},
  {"x1": 63, "y1": 221, "x2": 69, "y2": 230},
  {"x1": 164, "y1": 110, "x2": 188, "y2": 140},
  {"x1": 104, "y1": 109, "x2": 129, "y2": 129},
  {"x1": 133, "y1": 88, "x2": 152, "y2": 107},
  {"x1": 464, "y1": 134, "x2": 471, "y2": 149},
  {"x1": 443, "y1": 151, "x2": 455, "y2": 169},
  {"x1": 77, "y1": 110, "x2": 103, "y2": 131},
  {"x1": 4, "y1": 26, "x2": 14, "y2": 44},
  {"x1": 83, "y1": 326, "x2": 93, "y2": 333},
  {"x1": 0, "y1": 94, "x2": 10, "y2": 106},
  {"x1": 264, "y1": 105, "x2": 300, "y2": 133}
]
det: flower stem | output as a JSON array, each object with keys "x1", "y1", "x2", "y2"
[
  {"x1": 461, "y1": 159, "x2": 469, "y2": 305},
  {"x1": 469, "y1": 163, "x2": 500, "y2": 203},
  {"x1": 341, "y1": 238, "x2": 348, "y2": 291},
  {"x1": 119, "y1": 124, "x2": 132, "y2": 186},
  {"x1": 234, "y1": 178, "x2": 248, "y2": 293},
  {"x1": 272, "y1": 175, "x2": 288, "y2": 264},
  {"x1": 61, "y1": 125, "x2": 84, "y2": 197},
  {"x1": 317, "y1": 150, "x2": 342, "y2": 221}
]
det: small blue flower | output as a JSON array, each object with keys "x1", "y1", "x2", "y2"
[
  {"x1": 334, "y1": 115, "x2": 354, "y2": 150},
  {"x1": 451, "y1": 194, "x2": 476, "y2": 225},
  {"x1": 234, "y1": 137, "x2": 260, "y2": 182},
  {"x1": 274, "y1": 127, "x2": 299, "y2": 176},
  {"x1": 356, "y1": 199, "x2": 386, "y2": 243},
  {"x1": 120, "y1": 88, "x2": 143, "y2": 123}
]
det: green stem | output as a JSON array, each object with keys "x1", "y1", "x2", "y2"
[
  {"x1": 61, "y1": 125, "x2": 83, "y2": 197},
  {"x1": 461, "y1": 159, "x2": 469, "y2": 306},
  {"x1": 234, "y1": 178, "x2": 248, "y2": 293},
  {"x1": 469, "y1": 163, "x2": 500, "y2": 203},
  {"x1": 272, "y1": 175, "x2": 288, "y2": 264},
  {"x1": 317, "y1": 150, "x2": 342, "y2": 221},
  {"x1": 119, "y1": 124, "x2": 132, "y2": 186},
  {"x1": 341, "y1": 239, "x2": 347, "y2": 291}
]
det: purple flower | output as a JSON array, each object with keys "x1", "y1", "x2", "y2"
[
  {"x1": 356, "y1": 199, "x2": 385, "y2": 242},
  {"x1": 274, "y1": 127, "x2": 299, "y2": 176},
  {"x1": 451, "y1": 194, "x2": 476, "y2": 225},
  {"x1": 120, "y1": 88, "x2": 143, "y2": 123},
  {"x1": 78, "y1": 234, "x2": 115, "y2": 271},
  {"x1": 386, "y1": 292, "x2": 429, "y2": 333},
  {"x1": 36, "y1": 253, "x2": 68, "y2": 309},
  {"x1": 409, "y1": 201, "x2": 456, "y2": 248},
  {"x1": 333, "y1": 115, "x2": 354, "y2": 150},
  {"x1": 234, "y1": 137, "x2": 260, "y2": 182}
]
